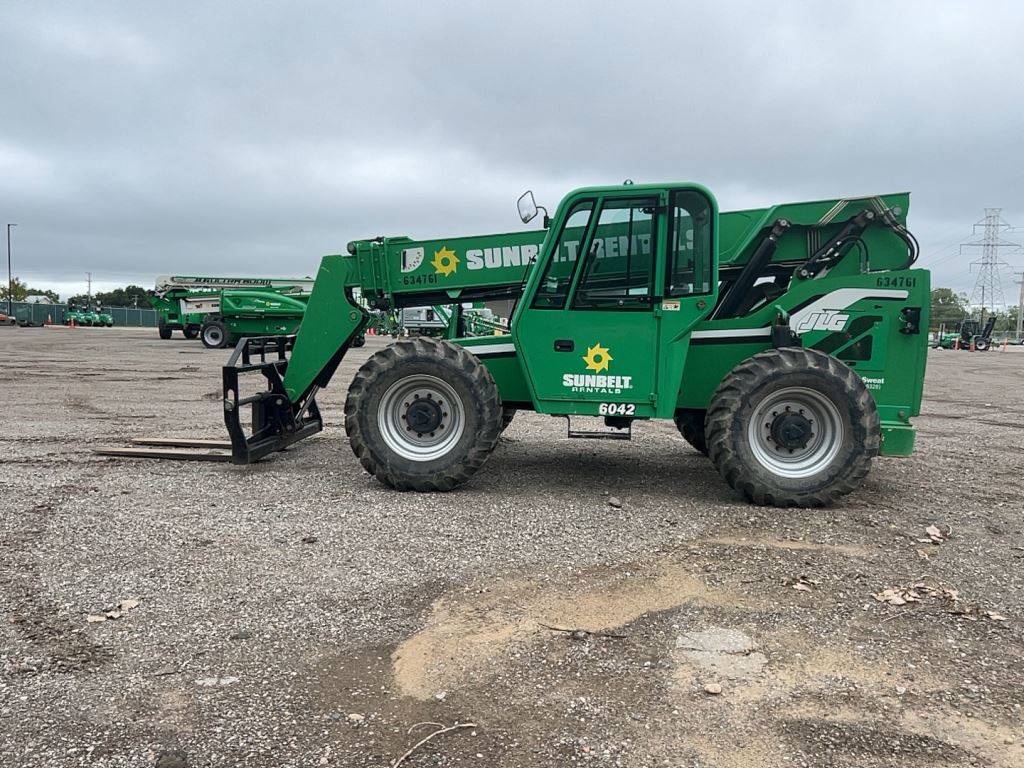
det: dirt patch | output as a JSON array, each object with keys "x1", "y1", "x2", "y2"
[{"x1": 392, "y1": 560, "x2": 752, "y2": 699}]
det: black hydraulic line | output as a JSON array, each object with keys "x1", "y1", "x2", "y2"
[
  {"x1": 712, "y1": 218, "x2": 791, "y2": 320},
  {"x1": 879, "y1": 208, "x2": 920, "y2": 270},
  {"x1": 796, "y1": 209, "x2": 876, "y2": 279}
]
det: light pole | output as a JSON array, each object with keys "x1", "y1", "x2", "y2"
[{"x1": 6, "y1": 223, "x2": 16, "y2": 315}]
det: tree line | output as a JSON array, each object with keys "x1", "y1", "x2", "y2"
[{"x1": 0, "y1": 278, "x2": 150, "y2": 307}]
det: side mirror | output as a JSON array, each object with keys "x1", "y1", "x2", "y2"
[
  {"x1": 517, "y1": 190, "x2": 539, "y2": 223},
  {"x1": 517, "y1": 190, "x2": 550, "y2": 228}
]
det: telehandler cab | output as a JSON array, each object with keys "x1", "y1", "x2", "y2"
[{"x1": 104, "y1": 183, "x2": 929, "y2": 507}]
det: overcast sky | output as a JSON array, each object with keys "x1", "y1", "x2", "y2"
[{"x1": 2, "y1": 1, "x2": 1023, "y2": 301}]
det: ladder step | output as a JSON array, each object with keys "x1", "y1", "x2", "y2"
[
  {"x1": 566, "y1": 429, "x2": 632, "y2": 441},
  {"x1": 564, "y1": 416, "x2": 632, "y2": 441}
]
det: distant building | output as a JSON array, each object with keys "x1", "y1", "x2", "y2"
[{"x1": 24, "y1": 295, "x2": 54, "y2": 304}]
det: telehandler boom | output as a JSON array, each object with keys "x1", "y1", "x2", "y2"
[{"x1": 115, "y1": 183, "x2": 932, "y2": 507}]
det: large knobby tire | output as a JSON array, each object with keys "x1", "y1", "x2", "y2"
[
  {"x1": 183, "y1": 325, "x2": 200, "y2": 340},
  {"x1": 345, "y1": 337, "x2": 503, "y2": 491},
  {"x1": 201, "y1": 320, "x2": 229, "y2": 349},
  {"x1": 158, "y1": 324, "x2": 172, "y2": 340},
  {"x1": 705, "y1": 348, "x2": 880, "y2": 508},
  {"x1": 673, "y1": 408, "x2": 708, "y2": 455}
]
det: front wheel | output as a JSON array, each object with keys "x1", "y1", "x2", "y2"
[
  {"x1": 201, "y1": 320, "x2": 229, "y2": 349},
  {"x1": 705, "y1": 348, "x2": 880, "y2": 507},
  {"x1": 183, "y1": 325, "x2": 200, "y2": 340},
  {"x1": 345, "y1": 337, "x2": 503, "y2": 491},
  {"x1": 158, "y1": 324, "x2": 172, "y2": 340}
]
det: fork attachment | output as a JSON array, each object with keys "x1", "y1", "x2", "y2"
[{"x1": 222, "y1": 335, "x2": 323, "y2": 463}]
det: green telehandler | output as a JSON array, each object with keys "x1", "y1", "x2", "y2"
[
  {"x1": 933, "y1": 317, "x2": 996, "y2": 351},
  {"x1": 104, "y1": 182, "x2": 929, "y2": 507}
]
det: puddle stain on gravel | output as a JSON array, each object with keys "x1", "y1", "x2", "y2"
[
  {"x1": 769, "y1": 702, "x2": 1023, "y2": 768},
  {"x1": 392, "y1": 562, "x2": 753, "y2": 700},
  {"x1": 662, "y1": 635, "x2": 1022, "y2": 768},
  {"x1": 1, "y1": 492, "x2": 113, "y2": 672},
  {"x1": 691, "y1": 535, "x2": 873, "y2": 557}
]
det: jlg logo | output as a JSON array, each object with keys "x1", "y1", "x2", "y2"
[{"x1": 795, "y1": 310, "x2": 850, "y2": 334}]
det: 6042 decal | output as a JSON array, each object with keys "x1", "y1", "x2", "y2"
[{"x1": 599, "y1": 403, "x2": 636, "y2": 416}]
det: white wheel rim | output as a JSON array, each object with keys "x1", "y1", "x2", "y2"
[
  {"x1": 205, "y1": 327, "x2": 223, "y2": 345},
  {"x1": 377, "y1": 374, "x2": 465, "y2": 462},
  {"x1": 747, "y1": 386, "x2": 844, "y2": 479}
]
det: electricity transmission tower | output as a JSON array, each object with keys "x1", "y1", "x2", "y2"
[{"x1": 961, "y1": 209, "x2": 1020, "y2": 323}]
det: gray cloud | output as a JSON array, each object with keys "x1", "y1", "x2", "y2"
[{"x1": 2, "y1": 1, "x2": 1023, "y2": 299}]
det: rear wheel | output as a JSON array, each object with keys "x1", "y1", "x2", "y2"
[
  {"x1": 201, "y1": 320, "x2": 229, "y2": 349},
  {"x1": 673, "y1": 408, "x2": 708, "y2": 455},
  {"x1": 705, "y1": 348, "x2": 879, "y2": 507},
  {"x1": 183, "y1": 325, "x2": 200, "y2": 339},
  {"x1": 158, "y1": 324, "x2": 172, "y2": 340},
  {"x1": 345, "y1": 337, "x2": 503, "y2": 491}
]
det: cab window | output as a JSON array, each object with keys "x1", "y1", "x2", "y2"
[
  {"x1": 531, "y1": 201, "x2": 594, "y2": 309},
  {"x1": 572, "y1": 197, "x2": 657, "y2": 310},
  {"x1": 665, "y1": 190, "x2": 713, "y2": 297}
]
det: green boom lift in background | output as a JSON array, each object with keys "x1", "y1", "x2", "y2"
[
  {"x1": 148, "y1": 276, "x2": 318, "y2": 348},
  {"x1": 106, "y1": 182, "x2": 929, "y2": 508}
]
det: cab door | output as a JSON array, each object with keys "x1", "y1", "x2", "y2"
[
  {"x1": 514, "y1": 192, "x2": 664, "y2": 417},
  {"x1": 514, "y1": 187, "x2": 717, "y2": 418}
]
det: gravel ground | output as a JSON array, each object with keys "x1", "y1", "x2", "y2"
[{"x1": 1, "y1": 325, "x2": 1023, "y2": 768}]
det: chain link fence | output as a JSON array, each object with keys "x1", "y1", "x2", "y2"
[{"x1": 6, "y1": 302, "x2": 159, "y2": 327}]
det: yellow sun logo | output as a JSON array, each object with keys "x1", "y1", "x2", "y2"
[
  {"x1": 431, "y1": 246, "x2": 459, "y2": 276},
  {"x1": 582, "y1": 343, "x2": 612, "y2": 373}
]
